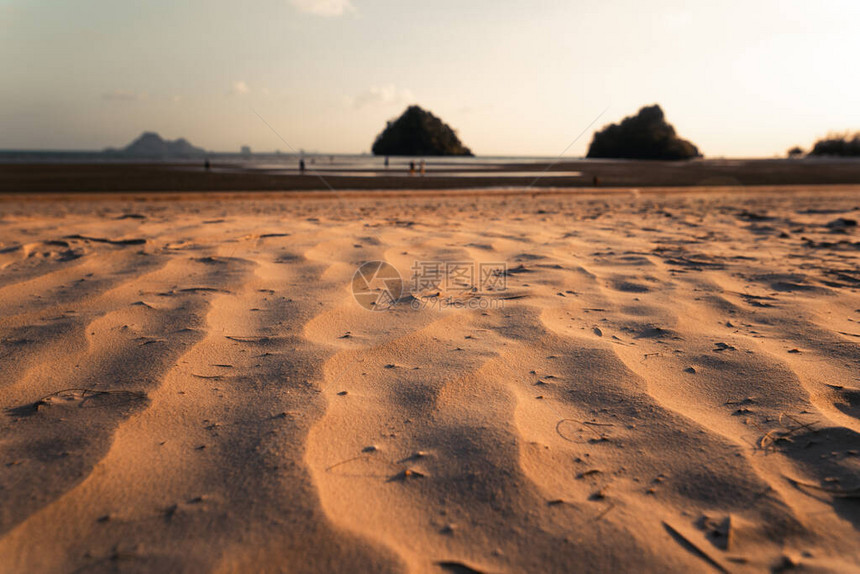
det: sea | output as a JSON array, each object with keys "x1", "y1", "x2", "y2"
[{"x1": 0, "y1": 151, "x2": 584, "y2": 179}]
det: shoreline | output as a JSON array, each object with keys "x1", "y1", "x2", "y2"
[
  {"x1": 2, "y1": 183, "x2": 860, "y2": 204},
  {"x1": 3, "y1": 158, "x2": 860, "y2": 195}
]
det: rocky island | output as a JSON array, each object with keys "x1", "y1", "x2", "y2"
[
  {"x1": 105, "y1": 132, "x2": 206, "y2": 157},
  {"x1": 808, "y1": 132, "x2": 860, "y2": 157},
  {"x1": 586, "y1": 105, "x2": 700, "y2": 160},
  {"x1": 372, "y1": 106, "x2": 473, "y2": 156}
]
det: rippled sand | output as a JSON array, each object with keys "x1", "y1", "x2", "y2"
[{"x1": 1, "y1": 187, "x2": 859, "y2": 573}]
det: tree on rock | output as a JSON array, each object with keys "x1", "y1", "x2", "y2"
[
  {"x1": 372, "y1": 106, "x2": 473, "y2": 156},
  {"x1": 586, "y1": 105, "x2": 700, "y2": 160},
  {"x1": 808, "y1": 132, "x2": 860, "y2": 157}
]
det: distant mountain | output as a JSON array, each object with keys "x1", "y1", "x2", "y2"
[
  {"x1": 106, "y1": 132, "x2": 206, "y2": 157},
  {"x1": 586, "y1": 105, "x2": 700, "y2": 161},
  {"x1": 372, "y1": 106, "x2": 473, "y2": 156}
]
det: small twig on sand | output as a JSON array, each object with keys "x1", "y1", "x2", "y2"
[
  {"x1": 663, "y1": 521, "x2": 729, "y2": 573},
  {"x1": 556, "y1": 418, "x2": 607, "y2": 441},
  {"x1": 595, "y1": 502, "x2": 616, "y2": 521},
  {"x1": 225, "y1": 335, "x2": 271, "y2": 343},
  {"x1": 786, "y1": 476, "x2": 860, "y2": 499},
  {"x1": 758, "y1": 412, "x2": 819, "y2": 451}
]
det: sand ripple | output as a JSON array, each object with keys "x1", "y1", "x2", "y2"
[{"x1": 0, "y1": 187, "x2": 858, "y2": 572}]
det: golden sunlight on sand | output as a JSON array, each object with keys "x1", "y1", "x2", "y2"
[{"x1": 0, "y1": 187, "x2": 858, "y2": 572}]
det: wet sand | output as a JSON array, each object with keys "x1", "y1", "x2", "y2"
[{"x1": 4, "y1": 158, "x2": 860, "y2": 193}]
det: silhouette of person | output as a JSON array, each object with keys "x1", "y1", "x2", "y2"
[
  {"x1": 409, "y1": 161, "x2": 415, "y2": 176},
  {"x1": 384, "y1": 156, "x2": 389, "y2": 168},
  {"x1": 204, "y1": 158, "x2": 210, "y2": 171},
  {"x1": 593, "y1": 175, "x2": 600, "y2": 187},
  {"x1": 300, "y1": 159, "x2": 306, "y2": 174},
  {"x1": 419, "y1": 159, "x2": 426, "y2": 176}
]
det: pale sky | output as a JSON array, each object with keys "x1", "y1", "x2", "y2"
[{"x1": 1, "y1": 0, "x2": 858, "y2": 157}]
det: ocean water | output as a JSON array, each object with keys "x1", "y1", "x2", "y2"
[
  {"x1": 0, "y1": 151, "x2": 584, "y2": 178},
  {"x1": 0, "y1": 150, "x2": 580, "y2": 171}
]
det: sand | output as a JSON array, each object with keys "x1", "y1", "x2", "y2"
[{"x1": 0, "y1": 186, "x2": 858, "y2": 572}]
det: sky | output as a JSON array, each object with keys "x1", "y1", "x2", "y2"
[{"x1": 1, "y1": 0, "x2": 858, "y2": 157}]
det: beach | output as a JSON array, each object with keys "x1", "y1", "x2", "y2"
[{"x1": 0, "y1": 186, "x2": 859, "y2": 572}]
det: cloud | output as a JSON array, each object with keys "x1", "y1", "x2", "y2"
[
  {"x1": 231, "y1": 81, "x2": 250, "y2": 95},
  {"x1": 348, "y1": 84, "x2": 414, "y2": 109},
  {"x1": 102, "y1": 89, "x2": 146, "y2": 101},
  {"x1": 290, "y1": 0, "x2": 354, "y2": 17}
]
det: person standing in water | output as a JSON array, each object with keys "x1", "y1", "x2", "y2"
[
  {"x1": 419, "y1": 159, "x2": 426, "y2": 176},
  {"x1": 409, "y1": 161, "x2": 415, "y2": 176},
  {"x1": 300, "y1": 159, "x2": 306, "y2": 174}
]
